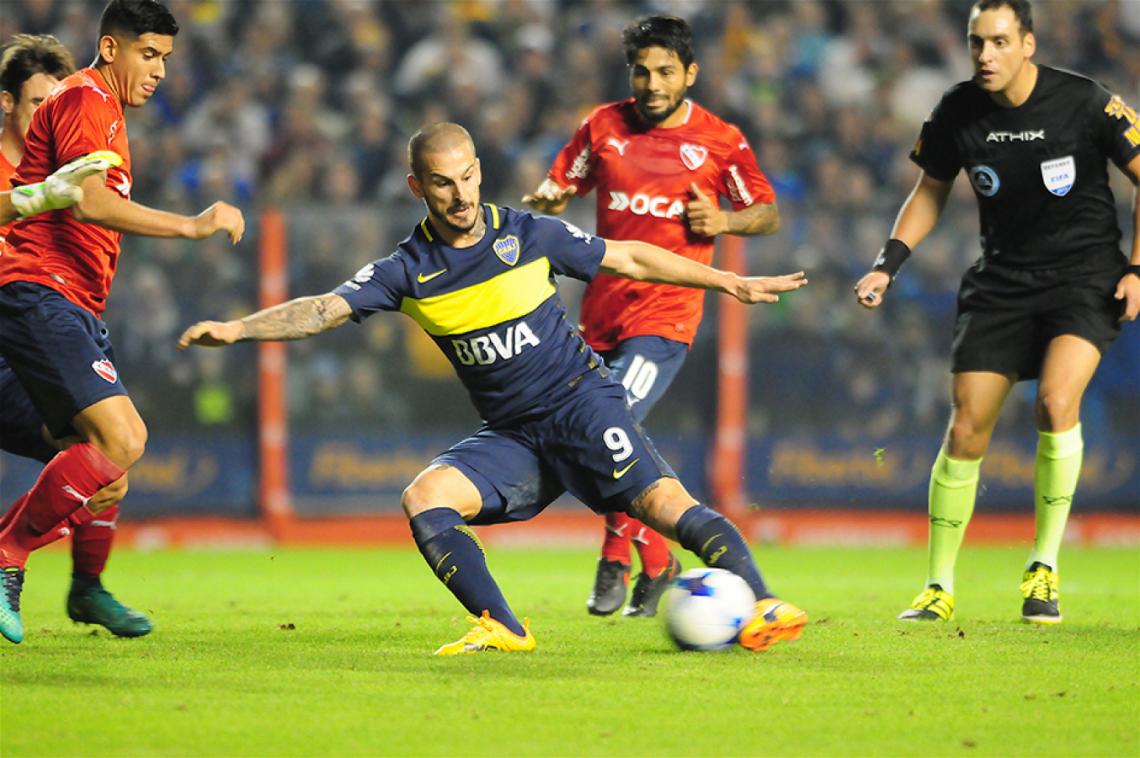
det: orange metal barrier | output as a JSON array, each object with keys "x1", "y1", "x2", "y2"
[
  {"x1": 710, "y1": 235, "x2": 748, "y2": 519},
  {"x1": 257, "y1": 209, "x2": 293, "y2": 536}
]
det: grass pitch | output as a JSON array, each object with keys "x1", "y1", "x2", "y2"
[{"x1": 1, "y1": 545, "x2": 1136, "y2": 756}]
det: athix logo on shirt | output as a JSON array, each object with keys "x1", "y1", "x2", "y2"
[
  {"x1": 91, "y1": 359, "x2": 117, "y2": 383},
  {"x1": 986, "y1": 130, "x2": 1045, "y2": 143},
  {"x1": 608, "y1": 192, "x2": 685, "y2": 220},
  {"x1": 451, "y1": 321, "x2": 541, "y2": 366}
]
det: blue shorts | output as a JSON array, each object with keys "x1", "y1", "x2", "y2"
[
  {"x1": 0, "y1": 282, "x2": 127, "y2": 440},
  {"x1": 599, "y1": 335, "x2": 689, "y2": 424},
  {"x1": 434, "y1": 372, "x2": 676, "y2": 525}
]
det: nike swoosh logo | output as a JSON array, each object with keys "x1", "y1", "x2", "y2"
[
  {"x1": 417, "y1": 268, "x2": 447, "y2": 284},
  {"x1": 612, "y1": 458, "x2": 640, "y2": 479}
]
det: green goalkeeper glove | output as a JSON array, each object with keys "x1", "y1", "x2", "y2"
[{"x1": 9, "y1": 150, "x2": 123, "y2": 219}]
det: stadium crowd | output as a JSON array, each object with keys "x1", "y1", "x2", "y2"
[{"x1": 4, "y1": 0, "x2": 1138, "y2": 441}]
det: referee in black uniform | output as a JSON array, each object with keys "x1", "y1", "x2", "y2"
[{"x1": 854, "y1": 0, "x2": 1140, "y2": 624}]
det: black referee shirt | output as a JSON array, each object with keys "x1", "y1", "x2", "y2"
[{"x1": 911, "y1": 65, "x2": 1140, "y2": 270}]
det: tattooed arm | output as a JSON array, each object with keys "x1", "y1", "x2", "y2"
[{"x1": 177, "y1": 293, "x2": 353, "y2": 348}]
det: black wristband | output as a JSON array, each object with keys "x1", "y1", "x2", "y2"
[
  {"x1": 872, "y1": 238, "x2": 912, "y2": 280},
  {"x1": 1126, "y1": 264, "x2": 1140, "y2": 278}
]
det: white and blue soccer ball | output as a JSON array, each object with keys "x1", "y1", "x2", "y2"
[{"x1": 663, "y1": 568, "x2": 756, "y2": 651}]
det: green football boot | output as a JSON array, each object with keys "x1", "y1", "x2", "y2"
[
  {"x1": 67, "y1": 576, "x2": 153, "y2": 637},
  {"x1": 0, "y1": 566, "x2": 26, "y2": 644}
]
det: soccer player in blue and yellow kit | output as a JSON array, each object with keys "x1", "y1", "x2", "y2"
[{"x1": 180, "y1": 123, "x2": 809, "y2": 655}]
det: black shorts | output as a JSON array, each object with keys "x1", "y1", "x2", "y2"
[
  {"x1": 0, "y1": 282, "x2": 128, "y2": 439},
  {"x1": 951, "y1": 254, "x2": 1126, "y2": 380}
]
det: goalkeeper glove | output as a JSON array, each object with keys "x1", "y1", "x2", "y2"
[{"x1": 9, "y1": 150, "x2": 123, "y2": 219}]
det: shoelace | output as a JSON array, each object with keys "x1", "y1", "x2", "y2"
[
  {"x1": 1020, "y1": 570, "x2": 1054, "y2": 601},
  {"x1": 2, "y1": 570, "x2": 24, "y2": 613},
  {"x1": 914, "y1": 588, "x2": 938, "y2": 608}
]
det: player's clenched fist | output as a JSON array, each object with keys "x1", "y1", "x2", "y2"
[
  {"x1": 190, "y1": 201, "x2": 245, "y2": 243},
  {"x1": 686, "y1": 183, "x2": 728, "y2": 237},
  {"x1": 178, "y1": 320, "x2": 242, "y2": 348},
  {"x1": 522, "y1": 179, "x2": 576, "y2": 215},
  {"x1": 853, "y1": 270, "x2": 890, "y2": 309},
  {"x1": 731, "y1": 271, "x2": 808, "y2": 304}
]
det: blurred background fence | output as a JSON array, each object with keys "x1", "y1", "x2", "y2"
[{"x1": 2, "y1": 0, "x2": 1138, "y2": 517}]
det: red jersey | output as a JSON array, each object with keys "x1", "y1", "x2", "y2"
[
  {"x1": 548, "y1": 99, "x2": 774, "y2": 350},
  {"x1": 0, "y1": 68, "x2": 131, "y2": 315},
  {"x1": 0, "y1": 150, "x2": 15, "y2": 248}
]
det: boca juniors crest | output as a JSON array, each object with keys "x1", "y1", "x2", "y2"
[
  {"x1": 493, "y1": 235, "x2": 521, "y2": 266},
  {"x1": 1040, "y1": 156, "x2": 1075, "y2": 196}
]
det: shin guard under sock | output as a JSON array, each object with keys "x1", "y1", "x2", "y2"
[
  {"x1": 409, "y1": 508, "x2": 524, "y2": 636},
  {"x1": 20, "y1": 443, "x2": 125, "y2": 535},
  {"x1": 675, "y1": 504, "x2": 770, "y2": 600},
  {"x1": 1031, "y1": 425, "x2": 1082, "y2": 570}
]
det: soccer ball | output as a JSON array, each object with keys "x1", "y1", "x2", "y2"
[{"x1": 663, "y1": 568, "x2": 756, "y2": 651}]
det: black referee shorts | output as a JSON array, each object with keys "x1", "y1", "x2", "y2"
[{"x1": 951, "y1": 254, "x2": 1127, "y2": 380}]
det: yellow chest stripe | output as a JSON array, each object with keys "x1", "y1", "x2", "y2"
[{"x1": 400, "y1": 257, "x2": 555, "y2": 336}]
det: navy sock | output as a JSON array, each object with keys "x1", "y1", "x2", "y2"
[
  {"x1": 675, "y1": 504, "x2": 771, "y2": 600},
  {"x1": 409, "y1": 508, "x2": 525, "y2": 636}
]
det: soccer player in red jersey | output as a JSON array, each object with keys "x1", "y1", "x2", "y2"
[
  {"x1": 0, "y1": 0, "x2": 245, "y2": 644},
  {"x1": 0, "y1": 33, "x2": 149, "y2": 638},
  {"x1": 525, "y1": 16, "x2": 780, "y2": 617}
]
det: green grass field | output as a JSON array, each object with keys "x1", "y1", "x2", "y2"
[{"x1": 1, "y1": 545, "x2": 1136, "y2": 756}]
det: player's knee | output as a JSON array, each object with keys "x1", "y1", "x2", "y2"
[
  {"x1": 945, "y1": 417, "x2": 991, "y2": 459},
  {"x1": 107, "y1": 420, "x2": 147, "y2": 468},
  {"x1": 1035, "y1": 389, "x2": 1079, "y2": 431},
  {"x1": 401, "y1": 482, "x2": 431, "y2": 518}
]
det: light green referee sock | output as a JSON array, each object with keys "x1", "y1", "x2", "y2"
[
  {"x1": 1029, "y1": 424, "x2": 1083, "y2": 570},
  {"x1": 926, "y1": 448, "x2": 982, "y2": 594}
]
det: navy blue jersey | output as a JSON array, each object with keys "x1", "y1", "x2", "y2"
[
  {"x1": 335, "y1": 204, "x2": 608, "y2": 425},
  {"x1": 911, "y1": 65, "x2": 1140, "y2": 269}
]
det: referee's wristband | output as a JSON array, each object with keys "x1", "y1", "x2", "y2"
[
  {"x1": 872, "y1": 239, "x2": 912, "y2": 281},
  {"x1": 1126, "y1": 264, "x2": 1140, "y2": 279}
]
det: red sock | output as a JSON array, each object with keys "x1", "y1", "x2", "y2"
[
  {"x1": 631, "y1": 519, "x2": 671, "y2": 577},
  {"x1": 71, "y1": 504, "x2": 117, "y2": 577},
  {"x1": 601, "y1": 512, "x2": 633, "y2": 564},
  {"x1": 0, "y1": 443, "x2": 124, "y2": 567},
  {"x1": 0, "y1": 494, "x2": 73, "y2": 563}
]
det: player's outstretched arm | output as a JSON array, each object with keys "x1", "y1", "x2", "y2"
[
  {"x1": 600, "y1": 239, "x2": 806, "y2": 304},
  {"x1": 854, "y1": 171, "x2": 953, "y2": 309},
  {"x1": 522, "y1": 178, "x2": 577, "y2": 215},
  {"x1": 72, "y1": 172, "x2": 245, "y2": 244},
  {"x1": 178, "y1": 293, "x2": 353, "y2": 349},
  {"x1": 0, "y1": 151, "x2": 122, "y2": 224}
]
